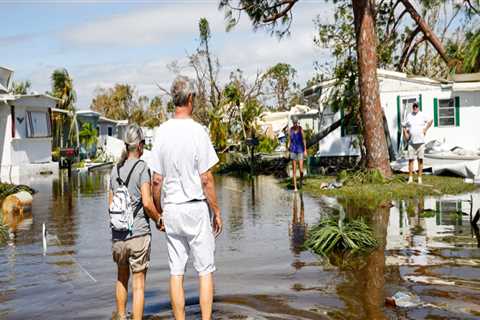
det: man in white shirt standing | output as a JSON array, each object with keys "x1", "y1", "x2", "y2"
[
  {"x1": 403, "y1": 102, "x2": 433, "y2": 184},
  {"x1": 150, "y1": 75, "x2": 223, "y2": 320}
]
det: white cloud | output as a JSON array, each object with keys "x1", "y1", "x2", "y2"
[
  {"x1": 23, "y1": 1, "x2": 335, "y2": 108},
  {"x1": 63, "y1": 3, "x2": 250, "y2": 47}
]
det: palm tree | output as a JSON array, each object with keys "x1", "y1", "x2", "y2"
[
  {"x1": 50, "y1": 68, "x2": 78, "y2": 149},
  {"x1": 79, "y1": 123, "x2": 98, "y2": 159},
  {"x1": 11, "y1": 80, "x2": 31, "y2": 95},
  {"x1": 51, "y1": 68, "x2": 76, "y2": 111},
  {"x1": 208, "y1": 108, "x2": 228, "y2": 151},
  {"x1": 463, "y1": 30, "x2": 480, "y2": 73}
]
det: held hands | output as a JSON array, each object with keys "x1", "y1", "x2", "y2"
[
  {"x1": 155, "y1": 215, "x2": 165, "y2": 232},
  {"x1": 212, "y1": 212, "x2": 223, "y2": 238},
  {"x1": 303, "y1": 150, "x2": 307, "y2": 157}
]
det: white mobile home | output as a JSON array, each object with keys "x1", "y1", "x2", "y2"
[
  {"x1": 0, "y1": 66, "x2": 58, "y2": 183},
  {"x1": 97, "y1": 116, "x2": 120, "y2": 145},
  {"x1": 305, "y1": 69, "x2": 480, "y2": 159}
]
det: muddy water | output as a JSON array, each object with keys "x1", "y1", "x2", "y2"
[{"x1": 0, "y1": 172, "x2": 479, "y2": 319}]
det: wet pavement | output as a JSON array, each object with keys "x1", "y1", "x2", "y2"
[{"x1": 0, "y1": 171, "x2": 479, "y2": 319}]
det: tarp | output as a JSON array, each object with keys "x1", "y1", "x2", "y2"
[
  {"x1": 391, "y1": 158, "x2": 480, "y2": 179},
  {"x1": 431, "y1": 159, "x2": 480, "y2": 179}
]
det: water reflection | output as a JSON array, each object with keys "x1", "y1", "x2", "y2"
[
  {"x1": 289, "y1": 192, "x2": 307, "y2": 255},
  {"x1": 1, "y1": 171, "x2": 480, "y2": 319},
  {"x1": 383, "y1": 193, "x2": 480, "y2": 318},
  {"x1": 333, "y1": 203, "x2": 390, "y2": 320}
]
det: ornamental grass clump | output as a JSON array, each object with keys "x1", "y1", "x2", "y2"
[
  {"x1": 338, "y1": 169, "x2": 405, "y2": 186},
  {"x1": 305, "y1": 217, "x2": 378, "y2": 256},
  {"x1": 0, "y1": 183, "x2": 34, "y2": 200}
]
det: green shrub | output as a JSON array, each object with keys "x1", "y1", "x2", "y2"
[
  {"x1": 305, "y1": 217, "x2": 378, "y2": 256},
  {"x1": 52, "y1": 147, "x2": 60, "y2": 162},
  {"x1": 257, "y1": 136, "x2": 279, "y2": 154},
  {"x1": 420, "y1": 209, "x2": 436, "y2": 218},
  {"x1": 73, "y1": 161, "x2": 85, "y2": 169}
]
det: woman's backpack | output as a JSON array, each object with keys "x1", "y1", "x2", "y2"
[{"x1": 109, "y1": 160, "x2": 143, "y2": 232}]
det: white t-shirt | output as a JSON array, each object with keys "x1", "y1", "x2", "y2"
[
  {"x1": 150, "y1": 118, "x2": 219, "y2": 205},
  {"x1": 403, "y1": 111, "x2": 431, "y2": 144}
]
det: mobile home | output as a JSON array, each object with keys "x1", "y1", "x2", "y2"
[{"x1": 304, "y1": 69, "x2": 480, "y2": 159}]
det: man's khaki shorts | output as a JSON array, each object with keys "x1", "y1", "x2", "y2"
[
  {"x1": 112, "y1": 234, "x2": 151, "y2": 273},
  {"x1": 408, "y1": 143, "x2": 425, "y2": 160}
]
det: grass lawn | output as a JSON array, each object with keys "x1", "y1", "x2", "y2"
[{"x1": 284, "y1": 174, "x2": 479, "y2": 209}]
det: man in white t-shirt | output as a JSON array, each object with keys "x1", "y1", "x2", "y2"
[
  {"x1": 150, "y1": 75, "x2": 222, "y2": 320},
  {"x1": 402, "y1": 102, "x2": 433, "y2": 184}
]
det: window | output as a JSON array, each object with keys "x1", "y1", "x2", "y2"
[
  {"x1": 26, "y1": 111, "x2": 51, "y2": 138},
  {"x1": 402, "y1": 97, "x2": 418, "y2": 114},
  {"x1": 438, "y1": 98, "x2": 455, "y2": 126},
  {"x1": 108, "y1": 127, "x2": 113, "y2": 136},
  {"x1": 436, "y1": 200, "x2": 460, "y2": 213},
  {"x1": 343, "y1": 120, "x2": 360, "y2": 136}
]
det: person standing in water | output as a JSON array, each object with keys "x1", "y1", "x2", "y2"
[
  {"x1": 109, "y1": 125, "x2": 163, "y2": 320},
  {"x1": 150, "y1": 75, "x2": 222, "y2": 320},
  {"x1": 287, "y1": 116, "x2": 307, "y2": 191}
]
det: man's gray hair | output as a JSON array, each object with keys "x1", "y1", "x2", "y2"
[
  {"x1": 170, "y1": 75, "x2": 195, "y2": 107},
  {"x1": 124, "y1": 124, "x2": 145, "y2": 152}
]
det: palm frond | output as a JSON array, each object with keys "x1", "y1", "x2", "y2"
[{"x1": 305, "y1": 217, "x2": 377, "y2": 256}]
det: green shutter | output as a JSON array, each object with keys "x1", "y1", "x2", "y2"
[
  {"x1": 396, "y1": 96, "x2": 401, "y2": 149},
  {"x1": 433, "y1": 98, "x2": 438, "y2": 127},
  {"x1": 455, "y1": 96, "x2": 460, "y2": 127},
  {"x1": 418, "y1": 94, "x2": 422, "y2": 111},
  {"x1": 340, "y1": 108, "x2": 345, "y2": 137}
]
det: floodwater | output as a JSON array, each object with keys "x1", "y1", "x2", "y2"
[{"x1": 1, "y1": 171, "x2": 480, "y2": 319}]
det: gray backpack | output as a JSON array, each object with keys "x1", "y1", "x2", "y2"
[{"x1": 109, "y1": 160, "x2": 143, "y2": 232}]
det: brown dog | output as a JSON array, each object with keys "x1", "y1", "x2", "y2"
[{"x1": 1, "y1": 191, "x2": 33, "y2": 233}]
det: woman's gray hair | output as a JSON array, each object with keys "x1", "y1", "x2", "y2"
[
  {"x1": 124, "y1": 124, "x2": 145, "y2": 151},
  {"x1": 118, "y1": 124, "x2": 144, "y2": 166},
  {"x1": 171, "y1": 75, "x2": 195, "y2": 107}
]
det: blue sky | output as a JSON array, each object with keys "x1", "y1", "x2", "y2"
[{"x1": 1, "y1": 0, "x2": 333, "y2": 108}]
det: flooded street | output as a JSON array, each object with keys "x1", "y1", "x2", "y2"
[{"x1": 1, "y1": 171, "x2": 480, "y2": 319}]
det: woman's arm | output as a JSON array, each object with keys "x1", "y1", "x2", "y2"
[
  {"x1": 286, "y1": 128, "x2": 290, "y2": 151},
  {"x1": 140, "y1": 182, "x2": 163, "y2": 230},
  {"x1": 108, "y1": 190, "x2": 113, "y2": 207},
  {"x1": 301, "y1": 127, "x2": 307, "y2": 155},
  {"x1": 151, "y1": 172, "x2": 163, "y2": 213}
]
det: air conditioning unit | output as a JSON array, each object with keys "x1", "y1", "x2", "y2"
[{"x1": 0, "y1": 66, "x2": 14, "y2": 93}]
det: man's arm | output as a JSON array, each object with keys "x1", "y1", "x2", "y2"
[
  {"x1": 403, "y1": 127, "x2": 410, "y2": 141},
  {"x1": 200, "y1": 170, "x2": 223, "y2": 237},
  {"x1": 151, "y1": 172, "x2": 163, "y2": 214},
  {"x1": 423, "y1": 119, "x2": 433, "y2": 135}
]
